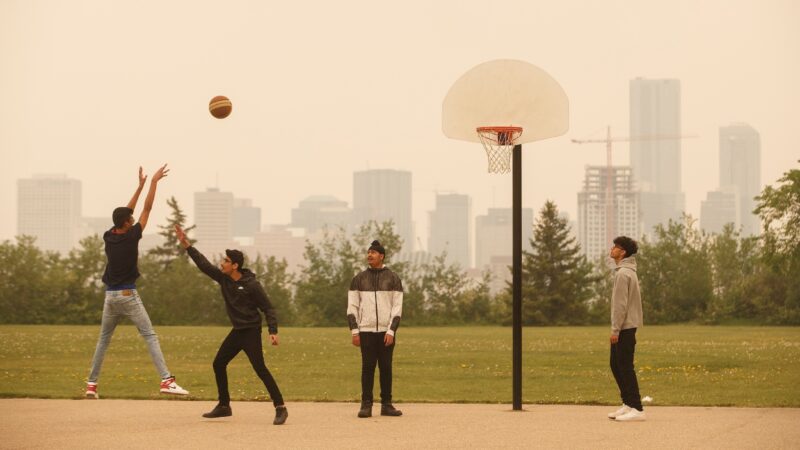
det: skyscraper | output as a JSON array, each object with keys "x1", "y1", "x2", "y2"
[
  {"x1": 428, "y1": 193, "x2": 471, "y2": 269},
  {"x1": 474, "y1": 208, "x2": 533, "y2": 269},
  {"x1": 290, "y1": 195, "x2": 352, "y2": 234},
  {"x1": 700, "y1": 187, "x2": 739, "y2": 235},
  {"x1": 194, "y1": 187, "x2": 236, "y2": 256},
  {"x1": 719, "y1": 123, "x2": 761, "y2": 236},
  {"x1": 353, "y1": 169, "x2": 413, "y2": 252},
  {"x1": 630, "y1": 77, "x2": 685, "y2": 235},
  {"x1": 577, "y1": 166, "x2": 641, "y2": 262},
  {"x1": 233, "y1": 198, "x2": 261, "y2": 239},
  {"x1": 17, "y1": 174, "x2": 82, "y2": 253}
]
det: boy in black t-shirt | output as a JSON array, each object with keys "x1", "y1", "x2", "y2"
[{"x1": 85, "y1": 165, "x2": 189, "y2": 399}]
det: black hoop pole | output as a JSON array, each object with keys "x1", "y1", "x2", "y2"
[{"x1": 512, "y1": 143, "x2": 522, "y2": 410}]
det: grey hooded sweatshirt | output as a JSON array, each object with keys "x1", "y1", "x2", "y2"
[{"x1": 611, "y1": 256, "x2": 643, "y2": 335}]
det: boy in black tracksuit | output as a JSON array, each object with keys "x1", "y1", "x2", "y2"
[{"x1": 177, "y1": 225, "x2": 287, "y2": 425}]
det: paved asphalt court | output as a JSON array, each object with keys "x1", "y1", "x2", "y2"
[{"x1": 2, "y1": 399, "x2": 799, "y2": 449}]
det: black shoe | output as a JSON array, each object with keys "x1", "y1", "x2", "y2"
[
  {"x1": 357, "y1": 402, "x2": 372, "y2": 418},
  {"x1": 202, "y1": 404, "x2": 232, "y2": 418},
  {"x1": 381, "y1": 403, "x2": 403, "y2": 416},
  {"x1": 273, "y1": 406, "x2": 288, "y2": 425}
]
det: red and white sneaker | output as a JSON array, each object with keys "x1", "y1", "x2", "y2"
[
  {"x1": 160, "y1": 377, "x2": 189, "y2": 396},
  {"x1": 85, "y1": 382, "x2": 99, "y2": 399}
]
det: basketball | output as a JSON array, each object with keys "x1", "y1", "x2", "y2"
[{"x1": 209, "y1": 95, "x2": 232, "y2": 119}]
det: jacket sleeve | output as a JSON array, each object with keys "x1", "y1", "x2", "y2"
[
  {"x1": 252, "y1": 280, "x2": 278, "y2": 335},
  {"x1": 610, "y1": 271, "x2": 630, "y2": 335},
  {"x1": 347, "y1": 276, "x2": 360, "y2": 336},
  {"x1": 186, "y1": 246, "x2": 225, "y2": 284},
  {"x1": 387, "y1": 275, "x2": 403, "y2": 337}
]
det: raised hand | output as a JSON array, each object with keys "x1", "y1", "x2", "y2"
[
  {"x1": 138, "y1": 166, "x2": 147, "y2": 188},
  {"x1": 175, "y1": 224, "x2": 190, "y2": 249},
  {"x1": 151, "y1": 164, "x2": 170, "y2": 183}
]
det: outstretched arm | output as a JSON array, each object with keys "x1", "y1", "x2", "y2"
[
  {"x1": 137, "y1": 164, "x2": 169, "y2": 231},
  {"x1": 126, "y1": 166, "x2": 147, "y2": 210},
  {"x1": 177, "y1": 224, "x2": 225, "y2": 283}
]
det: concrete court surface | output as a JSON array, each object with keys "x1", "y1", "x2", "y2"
[{"x1": 1, "y1": 399, "x2": 799, "y2": 449}]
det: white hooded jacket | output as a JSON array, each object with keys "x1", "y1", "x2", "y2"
[{"x1": 347, "y1": 266, "x2": 403, "y2": 336}]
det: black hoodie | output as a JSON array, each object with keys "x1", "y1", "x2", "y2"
[{"x1": 186, "y1": 246, "x2": 278, "y2": 333}]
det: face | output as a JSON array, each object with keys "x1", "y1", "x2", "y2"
[
  {"x1": 610, "y1": 244, "x2": 626, "y2": 260},
  {"x1": 367, "y1": 249, "x2": 384, "y2": 268},
  {"x1": 220, "y1": 256, "x2": 238, "y2": 275}
]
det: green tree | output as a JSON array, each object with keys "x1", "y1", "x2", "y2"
[
  {"x1": 637, "y1": 216, "x2": 714, "y2": 323},
  {"x1": 587, "y1": 259, "x2": 614, "y2": 325},
  {"x1": 752, "y1": 162, "x2": 800, "y2": 324},
  {"x1": 58, "y1": 235, "x2": 106, "y2": 324},
  {"x1": 515, "y1": 201, "x2": 594, "y2": 325},
  {"x1": 251, "y1": 255, "x2": 297, "y2": 326},
  {"x1": 148, "y1": 196, "x2": 195, "y2": 262},
  {"x1": 0, "y1": 236, "x2": 63, "y2": 324},
  {"x1": 137, "y1": 254, "x2": 228, "y2": 325},
  {"x1": 705, "y1": 224, "x2": 759, "y2": 322},
  {"x1": 295, "y1": 221, "x2": 403, "y2": 326}
]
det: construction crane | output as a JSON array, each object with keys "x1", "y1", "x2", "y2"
[{"x1": 571, "y1": 126, "x2": 696, "y2": 246}]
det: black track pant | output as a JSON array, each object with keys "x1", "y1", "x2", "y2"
[
  {"x1": 213, "y1": 327, "x2": 284, "y2": 407},
  {"x1": 359, "y1": 332, "x2": 395, "y2": 405},
  {"x1": 610, "y1": 327, "x2": 642, "y2": 410}
]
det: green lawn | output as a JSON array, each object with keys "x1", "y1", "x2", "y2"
[{"x1": 1, "y1": 325, "x2": 798, "y2": 406}]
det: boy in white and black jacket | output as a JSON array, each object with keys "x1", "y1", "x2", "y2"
[{"x1": 347, "y1": 240, "x2": 404, "y2": 418}]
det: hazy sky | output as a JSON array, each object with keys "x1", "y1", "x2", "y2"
[{"x1": 2, "y1": 0, "x2": 798, "y2": 249}]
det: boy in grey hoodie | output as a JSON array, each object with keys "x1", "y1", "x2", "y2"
[{"x1": 607, "y1": 236, "x2": 645, "y2": 422}]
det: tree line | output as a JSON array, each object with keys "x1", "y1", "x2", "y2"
[{"x1": 1, "y1": 163, "x2": 798, "y2": 326}]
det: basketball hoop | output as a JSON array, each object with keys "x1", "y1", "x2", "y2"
[{"x1": 476, "y1": 126, "x2": 523, "y2": 174}]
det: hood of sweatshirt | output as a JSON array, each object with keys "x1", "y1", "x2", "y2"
[{"x1": 616, "y1": 255, "x2": 637, "y2": 272}]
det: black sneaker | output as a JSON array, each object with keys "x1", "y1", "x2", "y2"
[
  {"x1": 381, "y1": 404, "x2": 403, "y2": 416},
  {"x1": 202, "y1": 404, "x2": 232, "y2": 418},
  {"x1": 273, "y1": 406, "x2": 288, "y2": 425},
  {"x1": 357, "y1": 402, "x2": 372, "y2": 418}
]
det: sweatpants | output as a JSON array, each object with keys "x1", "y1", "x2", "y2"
[
  {"x1": 610, "y1": 327, "x2": 643, "y2": 411},
  {"x1": 359, "y1": 331, "x2": 395, "y2": 405},
  {"x1": 213, "y1": 327, "x2": 284, "y2": 407}
]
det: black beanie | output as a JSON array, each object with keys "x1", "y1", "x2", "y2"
[{"x1": 368, "y1": 240, "x2": 386, "y2": 255}]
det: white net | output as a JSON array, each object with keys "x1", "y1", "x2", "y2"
[{"x1": 477, "y1": 127, "x2": 522, "y2": 174}]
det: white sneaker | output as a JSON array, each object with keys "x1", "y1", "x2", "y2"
[
  {"x1": 607, "y1": 404, "x2": 631, "y2": 419},
  {"x1": 615, "y1": 408, "x2": 646, "y2": 421},
  {"x1": 160, "y1": 377, "x2": 189, "y2": 395}
]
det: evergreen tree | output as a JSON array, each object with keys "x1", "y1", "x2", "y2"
[
  {"x1": 148, "y1": 196, "x2": 195, "y2": 261},
  {"x1": 515, "y1": 201, "x2": 594, "y2": 325}
]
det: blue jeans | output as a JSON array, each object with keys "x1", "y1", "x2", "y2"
[{"x1": 88, "y1": 289, "x2": 171, "y2": 383}]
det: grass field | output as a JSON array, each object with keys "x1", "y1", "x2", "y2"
[{"x1": 1, "y1": 325, "x2": 798, "y2": 407}]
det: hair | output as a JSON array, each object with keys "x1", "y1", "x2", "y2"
[
  {"x1": 225, "y1": 249, "x2": 245, "y2": 270},
  {"x1": 613, "y1": 236, "x2": 638, "y2": 257},
  {"x1": 112, "y1": 207, "x2": 134, "y2": 229}
]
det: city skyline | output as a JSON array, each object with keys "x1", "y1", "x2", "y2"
[{"x1": 2, "y1": 1, "x2": 797, "y2": 247}]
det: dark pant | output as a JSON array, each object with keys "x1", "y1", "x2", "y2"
[
  {"x1": 610, "y1": 328, "x2": 642, "y2": 410},
  {"x1": 359, "y1": 332, "x2": 395, "y2": 405},
  {"x1": 213, "y1": 327, "x2": 284, "y2": 407}
]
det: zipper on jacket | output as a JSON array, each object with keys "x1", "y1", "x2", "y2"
[{"x1": 374, "y1": 270, "x2": 380, "y2": 332}]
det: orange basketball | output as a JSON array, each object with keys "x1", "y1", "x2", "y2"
[{"x1": 209, "y1": 95, "x2": 232, "y2": 119}]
